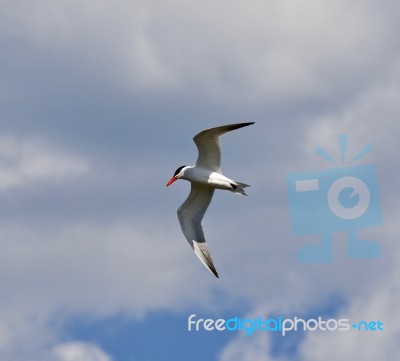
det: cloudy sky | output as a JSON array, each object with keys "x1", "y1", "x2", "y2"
[{"x1": 1, "y1": 0, "x2": 399, "y2": 360}]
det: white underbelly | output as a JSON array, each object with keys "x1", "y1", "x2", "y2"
[
  {"x1": 206, "y1": 172, "x2": 234, "y2": 190},
  {"x1": 185, "y1": 167, "x2": 234, "y2": 190}
]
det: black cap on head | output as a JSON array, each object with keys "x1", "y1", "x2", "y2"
[{"x1": 174, "y1": 165, "x2": 187, "y2": 177}]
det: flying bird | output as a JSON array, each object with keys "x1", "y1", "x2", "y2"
[{"x1": 166, "y1": 122, "x2": 255, "y2": 278}]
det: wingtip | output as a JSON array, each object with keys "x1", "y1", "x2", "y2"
[
  {"x1": 207, "y1": 265, "x2": 220, "y2": 278},
  {"x1": 212, "y1": 268, "x2": 220, "y2": 278},
  {"x1": 205, "y1": 264, "x2": 220, "y2": 278},
  {"x1": 238, "y1": 121, "x2": 255, "y2": 128},
  {"x1": 192, "y1": 241, "x2": 220, "y2": 279},
  {"x1": 240, "y1": 121, "x2": 255, "y2": 127}
]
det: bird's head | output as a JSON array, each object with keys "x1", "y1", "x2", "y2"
[{"x1": 166, "y1": 165, "x2": 188, "y2": 186}]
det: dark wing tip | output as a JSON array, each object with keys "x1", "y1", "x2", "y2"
[
  {"x1": 210, "y1": 267, "x2": 219, "y2": 278},
  {"x1": 227, "y1": 122, "x2": 255, "y2": 131},
  {"x1": 193, "y1": 121, "x2": 255, "y2": 140},
  {"x1": 234, "y1": 121, "x2": 255, "y2": 127},
  {"x1": 224, "y1": 121, "x2": 255, "y2": 129},
  {"x1": 192, "y1": 241, "x2": 220, "y2": 278}
]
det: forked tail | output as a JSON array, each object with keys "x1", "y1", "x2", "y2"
[{"x1": 230, "y1": 181, "x2": 251, "y2": 195}]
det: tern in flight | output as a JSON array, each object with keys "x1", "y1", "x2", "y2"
[{"x1": 166, "y1": 122, "x2": 254, "y2": 278}]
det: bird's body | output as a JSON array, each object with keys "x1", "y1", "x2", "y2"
[
  {"x1": 167, "y1": 122, "x2": 254, "y2": 277},
  {"x1": 177, "y1": 166, "x2": 249, "y2": 194}
]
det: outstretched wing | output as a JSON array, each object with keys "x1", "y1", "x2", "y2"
[
  {"x1": 177, "y1": 183, "x2": 218, "y2": 277},
  {"x1": 193, "y1": 122, "x2": 255, "y2": 172}
]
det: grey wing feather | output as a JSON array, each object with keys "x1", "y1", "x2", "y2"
[
  {"x1": 177, "y1": 183, "x2": 218, "y2": 277},
  {"x1": 193, "y1": 122, "x2": 255, "y2": 172}
]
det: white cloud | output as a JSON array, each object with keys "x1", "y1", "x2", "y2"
[
  {"x1": 291, "y1": 80, "x2": 400, "y2": 361},
  {"x1": 219, "y1": 332, "x2": 271, "y2": 361},
  {"x1": 218, "y1": 219, "x2": 399, "y2": 361},
  {"x1": 52, "y1": 342, "x2": 113, "y2": 361},
  {"x1": 217, "y1": 306, "x2": 275, "y2": 361},
  {"x1": 148, "y1": 0, "x2": 397, "y2": 102},
  {"x1": 0, "y1": 218, "x2": 213, "y2": 319},
  {"x1": 216, "y1": 58, "x2": 400, "y2": 361},
  {"x1": 219, "y1": 262, "x2": 399, "y2": 361},
  {"x1": 2, "y1": 0, "x2": 399, "y2": 103},
  {"x1": 0, "y1": 136, "x2": 88, "y2": 191},
  {"x1": 0, "y1": 217, "x2": 213, "y2": 359},
  {"x1": 298, "y1": 287, "x2": 399, "y2": 360},
  {"x1": 297, "y1": 216, "x2": 400, "y2": 361}
]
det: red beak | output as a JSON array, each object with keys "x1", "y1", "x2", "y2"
[{"x1": 166, "y1": 176, "x2": 178, "y2": 186}]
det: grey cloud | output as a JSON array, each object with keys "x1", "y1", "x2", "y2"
[{"x1": 1, "y1": 0, "x2": 400, "y2": 360}]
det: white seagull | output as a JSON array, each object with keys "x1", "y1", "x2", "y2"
[{"x1": 166, "y1": 122, "x2": 255, "y2": 278}]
